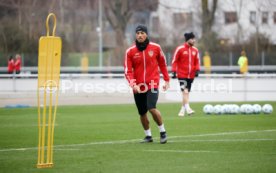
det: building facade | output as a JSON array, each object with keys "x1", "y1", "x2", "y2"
[{"x1": 150, "y1": 0, "x2": 276, "y2": 45}]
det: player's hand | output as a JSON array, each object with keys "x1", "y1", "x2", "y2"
[
  {"x1": 162, "y1": 81, "x2": 170, "y2": 91},
  {"x1": 195, "y1": 71, "x2": 199, "y2": 77},
  {"x1": 133, "y1": 85, "x2": 141, "y2": 93},
  {"x1": 171, "y1": 72, "x2": 177, "y2": 79}
]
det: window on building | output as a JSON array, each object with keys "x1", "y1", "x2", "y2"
[
  {"x1": 274, "y1": 12, "x2": 276, "y2": 24},
  {"x1": 151, "y1": 16, "x2": 160, "y2": 33},
  {"x1": 224, "y1": 12, "x2": 237, "y2": 24},
  {"x1": 173, "y1": 12, "x2": 193, "y2": 28},
  {"x1": 250, "y1": 11, "x2": 256, "y2": 24},
  {"x1": 262, "y1": 12, "x2": 268, "y2": 24}
]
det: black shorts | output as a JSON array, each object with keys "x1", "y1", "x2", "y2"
[
  {"x1": 134, "y1": 89, "x2": 159, "y2": 116},
  {"x1": 178, "y1": 78, "x2": 194, "y2": 92}
]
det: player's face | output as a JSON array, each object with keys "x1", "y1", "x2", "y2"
[
  {"x1": 187, "y1": 38, "x2": 195, "y2": 46},
  {"x1": 136, "y1": 31, "x2": 147, "y2": 43}
]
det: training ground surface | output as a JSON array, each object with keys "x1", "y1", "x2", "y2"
[{"x1": 0, "y1": 102, "x2": 276, "y2": 173}]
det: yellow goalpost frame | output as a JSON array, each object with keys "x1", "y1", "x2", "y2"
[{"x1": 37, "y1": 13, "x2": 62, "y2": 168}]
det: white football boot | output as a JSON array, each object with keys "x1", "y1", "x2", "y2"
[
  {"x1": 178, "y1": 107, "x2": 185, "y2": 117},
  {"x1": 187, "y1": 108, "x2": 195, "y2": 115}
]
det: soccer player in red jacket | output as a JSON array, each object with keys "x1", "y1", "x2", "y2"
[
  {"x1": 171, "y1": 32, "x2": 200, "y2": 116},
  {"x1": 14, "y1": 54, "x2": 22, "y2": 74},
  {"x1": 7, "y1": 56, "x2": 14, "y2": 74},
  {"x1": 124, "y1": 25, "x2": 170, "y2": 144}
]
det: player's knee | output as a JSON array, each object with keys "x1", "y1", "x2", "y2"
[
  {"x1": 148, "y1": 108, "x2": 156, "y2": 114},
  {"x1": 184, "y1": 88, "x2": 189, "y2": 93}
]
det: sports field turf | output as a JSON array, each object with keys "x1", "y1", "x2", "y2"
[{"x1": 0, "y1": 102, "x2": 276, "y2": 173}]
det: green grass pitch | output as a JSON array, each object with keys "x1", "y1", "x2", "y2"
[{"x1": 0, "y1": 102, "x2": 276, "y2": 173}]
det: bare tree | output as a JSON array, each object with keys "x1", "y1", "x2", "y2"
[
  {"x1": 237, "y1": 0, "x2": 274, "y2": 60},
  {"x1": 201, "y1": 0, "x2": 218, "y2": 51},
  {"x1": 252, "y1": 1, "x2": 269, "y2": 58},
  {"x1": 102, "y1": 0, "x2": 132, "y2": 65},
  {"x1": 102, "y1": 0, "x2": 158, "y2": 65},
  {"x1": 0, "y1": 0, "x2": 159, "y2": 66}
]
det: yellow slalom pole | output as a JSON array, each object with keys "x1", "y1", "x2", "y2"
[
  {"x1": 46, "y1": 91, "x2": 53, "y2": 163},
  {"x1": 37, "y1": 89, "x2": 41, "y2": 164},
  {"x1": 50, "y1": 92, "x2": 59, "y2": 163},
  {"x1": 46, "y1": 35, "x2": 55, "y2": 164},
  {"x1": 41, "y1": 86, "x2": 47, "y2": 164}
]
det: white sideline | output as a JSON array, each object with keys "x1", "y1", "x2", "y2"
[
  {"x1": 0, "y1": 129, "x2": 276, "y2": 152},
  {"x1": 145, "y1": 150, "x2": 219, "y2": 153},
  {"x1": 167, "y1": 129, "x2": 276, "y2": 139},
  {"x1": 170, "y1": 138, "x2": 276, "y2": 143}
]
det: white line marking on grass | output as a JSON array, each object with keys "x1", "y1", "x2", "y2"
[
  {"x1": 144, "y1": 149, "x2": 218, "y2": 153},
  {"x1": 57, "y1": 139, "x2": 139, "y2": 148},
  {"x1": 1, "y1": 129, "x2": 276, "y2": 152},
  {"x1": 168, "y1": 129, "x2": 276, "y2": 140},
  {"x1": 0, "y1": 148, "x2": 30, "y2": 152},
  {"x1": 0, "y1": 124, "x2": 59, "y2": 127},
  {"x1": 170, "y1": 138, "x2": 276, "y2": 143},
  {"x1": 54, "y1": 148, "x2": 80, "y2": 151}
]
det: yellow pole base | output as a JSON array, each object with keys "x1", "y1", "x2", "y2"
[{"x1": 37, "y1": 163, "x2": 54, "y2": 168}]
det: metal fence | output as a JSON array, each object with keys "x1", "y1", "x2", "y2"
[{"x1": 1, "y1": 51, "x2": 276, "y2": 68}]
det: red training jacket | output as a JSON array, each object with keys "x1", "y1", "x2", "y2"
[
  {"x1": 14, "y1": 58, "x2": 21, "y2": 71},
  {"x1": 8, "y1": 59, "x2": 14, "y2": 73},
  {"x1": 124, "y1": 42, "x2": 170, "y2": 92},
  {"x1": 171, "y1": 43, "x2": 200, "y2": 79}
]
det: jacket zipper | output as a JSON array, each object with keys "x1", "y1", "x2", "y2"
[
  {"x1": 143, "y1": 51, "x2": 146, "y2": 83},
  {"x1": 188, "y1": 47, "x2": 191, "y2": 78}
]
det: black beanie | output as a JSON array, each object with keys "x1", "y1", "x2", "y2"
[
  {"x1": 184, "y1": 32, "x2": 195, "y2": 41},
  {"x1": 135, "y1": 25, "x2": 148, "y2": 34}
]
